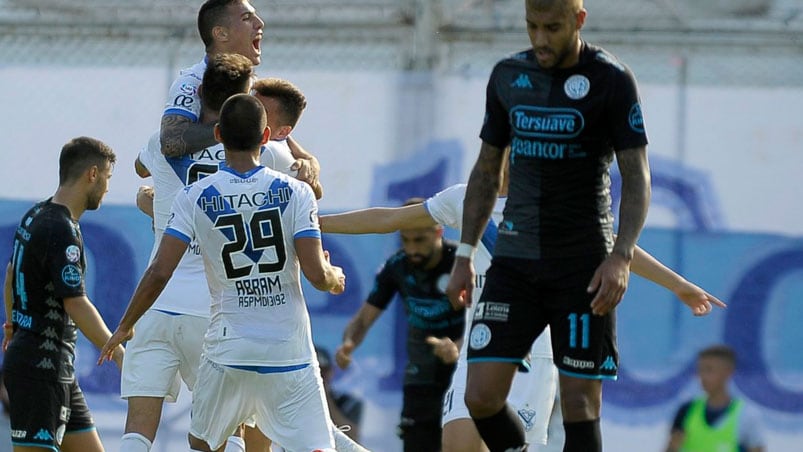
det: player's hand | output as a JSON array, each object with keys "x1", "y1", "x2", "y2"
[
  {"x1": 330, "y1": 266, "x2": 346, "y2": 295},
  {"x1": 335, "y1": 339, "x2": 355, "y2": 369},
  {"x1": 672, "y1": 280, "x2": 727, "y2": 316},
  {"x1": 291, "y1": 158, "x2": 320, "y2": 189},
  {"x1": 588, "y1": 253, "x2": 630, "y2": 316},
  {"x1": 98, "y1": 326, "x2": 134, "y2": 366},
  {"x1": 446, "y1": 258, "x2": 475, "y2": 310},
  {"x1": 111, "y1": 345, "x2": 125, "y2": 370},
  {"x1": 426, "y1": 336, "x2": 459, "y2": 364},
  {"x1": 2, "y1": 324, "x2": 14, "y2": 352}
]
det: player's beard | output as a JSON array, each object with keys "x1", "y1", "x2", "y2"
[
  {"x1": 407, "y1": 251, "x2": 433, "y2": 268},
  {"x1": 85, "y1": 185, "x2": 104, "y2": 211}
]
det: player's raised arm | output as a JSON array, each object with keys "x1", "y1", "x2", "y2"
[
  {"x1": 320, "y1": 203, "x2": 437, "y2": 234},
  {"x1": 159, "y1": 114, "x2": 218, "y2": 158}
]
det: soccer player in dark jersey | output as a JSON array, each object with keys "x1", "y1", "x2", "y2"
[
  {"x1": 2, "y1": 137, "x2": 124, "y2": 452},
  {"x1": 446, "y1": 1, "x2": 652, "y2": 451},
  {"x1": 335, "y1": 200, "x2": 464, "y2": 452}
]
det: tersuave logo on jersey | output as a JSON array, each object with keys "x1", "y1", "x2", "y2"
[{"x1": 511, "y1": 106, "x2": 584, "y2": 139}]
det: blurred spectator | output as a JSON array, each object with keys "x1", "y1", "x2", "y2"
[
  {"x1": 666, "y1": 345, "x2": 766, "y2": 452},
  {"x1": 316, "y1": 345, "x2": 364, "y2": 442}
]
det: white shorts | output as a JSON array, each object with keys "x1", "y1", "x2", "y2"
[
  {"x1": 189, "y1": 358, "x2": 335, "y2": 451},
  {"x1": 120, "y1": 310, "x2": 208, "y2": 402},
  {"x1": 442, "y1": 356, "x2": 559, "y2": 446}
]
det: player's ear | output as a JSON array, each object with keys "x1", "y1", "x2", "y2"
[
  {"x1": 212, "y1": 25, "x2": 228, "y2": 42},
  {"x1": 575, "y1": 8, "x2": 587, "y2": 30},
  {"x1": 272, "y1": 125, "x2": 292, "y2": 140},
  {"x1": 86, "y1": 165, "x2": 98, "y2": 182},
  {"x1": 213, "y1": 123, "x2": 223, "y2": 143},
  {"x1": 261, "y1": 126, "x2": 271, "y2": 145}
]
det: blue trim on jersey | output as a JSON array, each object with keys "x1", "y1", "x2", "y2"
[
  {"x1": 558, "y1": 368, "x2": 618, "y2": 381},
  {"x1": 165, "y1": 228, "x2": 192, "y2": 244},
  {"x1": 294, "y1": 229, "x2": 321, "y2": 239},
  {"x1": 226, "y1": 363, "x2": 310, "y2": 374},
  {"x1": 163, "y1": 108, "x2": 198, "y2": 122},
  {"x1": 479, "y1": 217, "x2": 498, "y2": 253},
  {"x1": 154, "y1": 309, "x2": 183, "y2": 316},
  {"x1": 219, "y1": 164, "x2": 264, "y2": 179},
  {"x1": 166, "y1": 154, "x2": 194, "y2": 186},
  {"x1": 11, "y1": 441, "x2": 58, "y2": 451},
  {"x1": 422, "y1": 200, "x2": 434, "y2": 217},
  {"x1": 257, "y1": 178, "x2": 293, "y2": 214}
]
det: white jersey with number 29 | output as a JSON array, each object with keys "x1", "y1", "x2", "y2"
[{"x1": 165, "y1": 164, "x2": 320, "y2": 367}]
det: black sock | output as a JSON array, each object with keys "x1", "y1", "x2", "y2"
[
  {"x1": 563, "y1": 418, "x2": 601, "y2": 452},
  {"x1": 472, "y1": 404, "x2": 527, "y2": 452}
]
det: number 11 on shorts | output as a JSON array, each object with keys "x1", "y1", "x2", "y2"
[{"x1": 568, "y1": 313, "x2": 590, "y2": 349}]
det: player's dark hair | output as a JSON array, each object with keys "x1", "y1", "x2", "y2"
[
  {"x1": 698, "y1": 344, "x2": 737, "y2": 367},
  {"x1": 202, "y1": 53, "x2": 254, "y2": 112},
  {"x1": 198, "y1": 0, "x2": 238, "y2": 49},
  {"x1": 59, "y1": 137, "x2": 116, "y2": 185},
  {"x1": 218, "y1": 94, "x2": 267, "y2": 151},
  {"x1": 252, "y1": 78, "x2": 308, "y2": 127}
]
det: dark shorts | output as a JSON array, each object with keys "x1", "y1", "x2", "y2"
[
  {"x1": 397, "y1": 385, "x2": 445, "y2": 452},
  {"x1": 5, "y1": 372, "x2": 95, "y2": 449},
  {"x1": 466, "y1": 255, "x2": 619, "y2": 380}
]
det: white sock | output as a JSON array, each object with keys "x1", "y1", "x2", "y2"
[
  {"x1": 223, "y1": 435, "x2": 246, "y2": 452},
  {"x1": 332, "y1": 426, "x2": 369, "y2": 452},
  {"x1": 120, "y1": 432, "x2": 152, "y2": 452}
]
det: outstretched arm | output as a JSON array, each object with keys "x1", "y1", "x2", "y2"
[
  {"x1": 630, "y1": 246, "x2": 726, "y2": 315},
  {"x1": 320, "y1": 204, "x2": 437, "y2": 234},
  {"x1": 65, "y1": 295, "x2": 125, "y2": 369},
  {"x1": 587, "y1": 241, "x2": 727, "y2": 316}
]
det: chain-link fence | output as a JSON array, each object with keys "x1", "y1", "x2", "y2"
[{"x1": 2, "y1": 0, "x2": 802, "y2": 86}]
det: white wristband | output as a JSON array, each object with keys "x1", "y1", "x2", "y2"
[{"x1": 455, "y1": 243, "x2": 476, "y2": 259}]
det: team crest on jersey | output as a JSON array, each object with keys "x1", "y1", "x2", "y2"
[
  {"x1": 517, "y1": 407, "x2": 536, "y2": 431},
  {"x1": 179, "y1": 83, "x2": 196, "y2": 95},
  {"x1": 469, "y1": 323, "x2": 492, "y2": 350},
  {"x1": 65, "y1": 245, "x2": 80, "y2": 263},
  {"x1": 564, "y1": 74, "x2": 590, "y2": 100},
  {"x1": 629, "y1": 103, "x2": 645, "y2": 133}
]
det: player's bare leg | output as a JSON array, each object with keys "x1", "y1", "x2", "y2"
[{"x1": 442, "y1": 418, "x2": 487, "y2": 452}]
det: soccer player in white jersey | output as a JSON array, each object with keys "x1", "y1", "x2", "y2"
[
  {"x1": 160, "y1": 0, "x2": 322, "y2": 190},
  {"x1": 122, "y1": 53, "x2": 255, "y2": 452},
  {"x1": 133, "y1": 69, "x2": 368, "y2": 452},
  {"x1": 101, "y1": 94, "x2": 345, "y2": 452},
  {"x1": 319, "y1": 153, "x2": 726, "y2": 452}
]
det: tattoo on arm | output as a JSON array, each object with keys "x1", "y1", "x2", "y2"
[
  {"x1": 460, "y1": 142, "x2": 505, "y2": 246},
  {"x1": 159, "y1": 115, "x2": 217, "y2": 157},
  {"x1": 613, "y1": 147, "x2": 651, "y2": 260}
]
